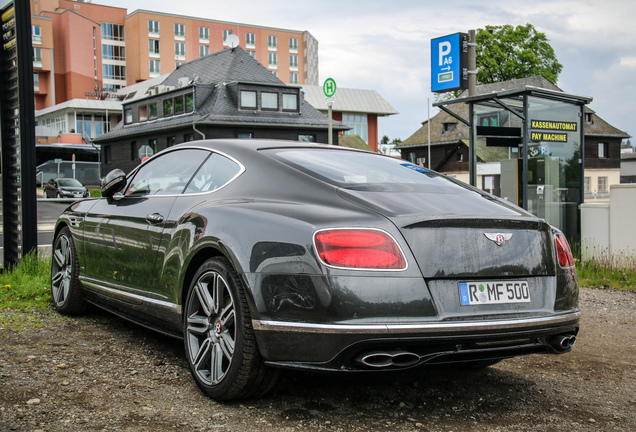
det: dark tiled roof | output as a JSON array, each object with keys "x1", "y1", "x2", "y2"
[{"x1": 96, "y1": 47, "x2": 344, "y2": 142}]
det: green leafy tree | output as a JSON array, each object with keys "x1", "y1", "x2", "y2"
[
  {"x1": 475, "y1": 23, "x2": 562, "y2": 84},
  {"x1": 380, "y1": 135, "x2": 390, "y2": 144}
]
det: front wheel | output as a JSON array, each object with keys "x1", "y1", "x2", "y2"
[
  {"x1": 50, "y1": 226, "x2": 86, "y2": 314},
  {"x1": 184, "y1": 257, "x2": 278, "y2": 400}
]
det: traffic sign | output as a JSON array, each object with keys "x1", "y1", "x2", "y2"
[
  {"x1": 431, "y1": 32, "x2": 469, "y2": 93},
  {"x1": 323, "y1": 78, "x2": 336, "y2": 97}
]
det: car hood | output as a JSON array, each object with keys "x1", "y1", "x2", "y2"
[{"x1": 337, "y1": 186, "x2": 555, "y2": 278}]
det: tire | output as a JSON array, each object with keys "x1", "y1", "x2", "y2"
[
  {"x1": 50, "y1": 227, "x2": 86, "y2": 315},
  {"x1": 184, "y1": 257, "x2": 278, "y2": 400}
]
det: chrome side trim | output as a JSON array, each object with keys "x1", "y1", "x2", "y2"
[
  {"x1": 80, "y1": 278, "x2": 181, "y2": 314},
  {"x1": 253, "y1": 311, "x2": 580, "y2": 335}
]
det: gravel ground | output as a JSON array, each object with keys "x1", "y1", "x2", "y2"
[{"x1": 1, "y1": 287, "x2": 635, "y2": 432}]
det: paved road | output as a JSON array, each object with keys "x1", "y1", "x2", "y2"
[{"x1": 0, "y1": 199, "x2": 75, "y2": 263}]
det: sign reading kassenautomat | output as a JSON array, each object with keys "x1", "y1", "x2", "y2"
[{"x1": 530, "y1": 120, "x2": 577, "y2": 142}]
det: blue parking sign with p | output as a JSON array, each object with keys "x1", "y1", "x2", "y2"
[{"x1": 431, "y1": 32, "x2": 468, "y2": 93}]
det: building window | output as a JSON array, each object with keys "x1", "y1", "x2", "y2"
[
  {"x1": 148, "y1": 20, "x2": 159, "y2": 36},
  {"x1": 289, "y1": 37, "x2": 298, "y2": 52},
  {"x1": 479, "y1": 113, "x2": 499, "y2": 127},
  {"x1": 268, "y1": 35, "x2": 277, "y2": 50},
  {"x1": 103, "y1": 45, "x2": 125, "y2": 60},
  {"x1": 163, "y1": 98, "x2": 173, "y2": 116},
  {"x1": 33, "y1": 73, "x2": 39, "y2": 92},
  {"x1": 223, "y1": 29, "x2": 233, "y2": 45},
  {"x1": 248, "y1": 50, "x2": 255, "y2": 58},
  {"x1": 139, "y1": 106, "x2": 148, "y2": 122},
  {"x1": 104, "y1": 145, "x2": 112, "y2": 165},
  {"x1": 94, "y1": 115, "x2": 106, "y2": 137},
  {"x1": 185, "y1": 93, "x2": 194, "y2": 112},
  {"x1": 168, "y1": 136, "x2": 177, "y2": 147},
  {"x1": 240, "y1": 90, "x2": 257, "y2": 109},
  {"x1": 246, "y1": 32, "x2": 255, "y2": 47},
  {"x1": 175, "y1": 42, "x2": 186, "y2": 60},
  {"x1": 598, "y1": 176, "x2": 608, "y2": 193},
  {"x1": 149, "y1": 59, "x2": 160, "y2": 75},
  {"x1": 101, "y1": 23, "x2": 124, "y2": 41},
  {"x1": 268, "y1": 52, "x2": 277, "y2": 68},
  {"x1": 199, "y1": 45, "x2": 209, "y2": 57},
  {"x1": 598, "y1": 142, "x2": 608, "y2": 158},
  {"x1": 298, "y1": 135, "x2": 315, "y2": 142},
  {"x1": 76, "y1": 114, "x2": 92, "y2": 138},
  {"x1": 262, "y1": 92, "x2": 278, "y2": 110},
  {"x1": 289, "y1": 72, "x2": 298, "y2": 84},
  {"x1": 585, "y1": 112, "x2": 594, "y2": 124},
  {"x1": 289, "y1": 55, "x2": 298, "y2": 69},
  {"x1": 149, "y1": 39, "x2": 160, "y2": 56},
  {"x1": 174, "y1": 95, "x2": 184, "y2": 113},
  {"x1": 442, "y1": 122, "x2": 457, "y2": 133},
  {"x1": 457, "y1": 152, "x2": 464, "y2": 162},
  {"x1": 199, "y1": 26, "x2": 209, "y2": 42},
  {"x1": 342, "y1": 113, "x2": 368, "y2": 142},
  {"x1": 124, "y1": 108, "x2": 133, "y2": 125},
  {"x1": 33, "y1": 47, "x2": 42, "y2": 66},
  {"x1": 283, "y1": 93, "x2": 298, "y2": 111},
  {"x1": 103, "y1": 64, "x2": 126, "y2": 80},
  {"x1": 175, "y1": 62, "x2": 184, "y2": 68},
  {"x1": 32, "y1": 25, "x2": 41, "y2": 44},
  {"x1": 130, "y1": 142, "x2": 137, "y2": 161},
  {"x1": 148, "y1": 103, "x2": 158, "y2": 120},
  {"x1": 184, "y1": 133, "x2": 194, "y2": 142},
  {"x1": 584, "y1": 177, "x2": 591, "y2": 193},
  {"x1": 174, "y1": 23, "x2": 185, "y2": 39},
  {"x1": 237, "y1": 132, "x2": 253, "y2": 138}
]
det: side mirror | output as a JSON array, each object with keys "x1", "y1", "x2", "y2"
[{"x1": 101, "y1": 169, "x2": 127, "y2": 198}]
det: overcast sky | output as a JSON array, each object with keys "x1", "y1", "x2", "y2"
[{"x1": 103, "y1": 0, "x2": 635, "y2": 142}]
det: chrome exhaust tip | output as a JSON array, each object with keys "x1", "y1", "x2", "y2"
[{"x1": 355, "y1": 350, "x2": 420, "y2": 368}]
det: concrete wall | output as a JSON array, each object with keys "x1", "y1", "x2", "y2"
[{"x1": 581, "y1": 184, "x2": 636, "y2": 265}]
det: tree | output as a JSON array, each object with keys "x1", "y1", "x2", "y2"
[
  {"x1": 380, "y1": 135, "x2": 390, "y2": 145},
  {"x1": 475, "y1": 24, "x2": 562, "y2": 85}
]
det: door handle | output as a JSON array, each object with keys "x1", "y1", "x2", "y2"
[{"x1": 146, "y1": 213, "x2": 164, "y2": 224}]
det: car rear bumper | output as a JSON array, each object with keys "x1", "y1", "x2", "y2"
[{"x1": 252, "y1": 310, "x2": 580, "y2": 371}]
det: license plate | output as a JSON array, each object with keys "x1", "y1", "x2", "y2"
[{"x1": 460, "y1": 281, "x2": 531, "y2": 305}]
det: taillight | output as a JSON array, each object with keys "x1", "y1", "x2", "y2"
[
  {"x1": 554, "y1": 232, "x2": 574, "y2": 268},
  {"x1": 314, "y1": 229, "x2": 407, "y2": 270}
]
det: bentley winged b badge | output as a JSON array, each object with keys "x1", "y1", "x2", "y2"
[{"x1": 484, "y1": 232, "x2": 513, "y2": 246}]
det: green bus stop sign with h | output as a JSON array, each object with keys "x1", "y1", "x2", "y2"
[{"x1": 323, "y1": 78, "x2": 337, "y2": 97}]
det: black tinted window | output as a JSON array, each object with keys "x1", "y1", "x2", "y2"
[
  {"x1": 184, "y1": 152, "x2": 242, "y2": 194},
  {"x1": 125, "y1": 149, "x2": 208, "y2": 196}
]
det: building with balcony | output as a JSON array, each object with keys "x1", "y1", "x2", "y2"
[{"x1": 29, "y1": 0, "x2": 319, "y2": 110}]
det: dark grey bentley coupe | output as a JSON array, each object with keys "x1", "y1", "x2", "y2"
[{"x1": 50, "y1": 139, "x2": 579, "y2": 400}]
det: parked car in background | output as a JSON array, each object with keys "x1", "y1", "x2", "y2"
[
  {"x1": 44, "y1": 178, "x2": 89, "y2": 199},
  {"x1": 50, "y1": 139, "x2": 580, "y2": 401}
]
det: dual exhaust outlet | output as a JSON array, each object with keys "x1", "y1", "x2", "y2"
[
  {"x1": 355, "y1": 333, "x2": 577, "y2": 368},
  {"x1": 548, "y1": 334, "x2": 576, "y2": 352}
]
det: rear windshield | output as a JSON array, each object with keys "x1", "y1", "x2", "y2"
[{"x1": 263, "y1": 148, "x2": 471, "y2": 190}]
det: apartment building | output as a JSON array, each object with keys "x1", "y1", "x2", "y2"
[{"x1": 29, "y1": 0, "x2": 318, "y2": 110}]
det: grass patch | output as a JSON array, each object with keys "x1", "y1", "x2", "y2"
[
  {"x1": 576, "y1": 259, "x2": 636, "y2": 291},
  {"x1": 0, "y1": 251, "x2": 52, "y2": 310},
  {"x1": 89, "y1": 188, "x2": 101, "y2": 198}
]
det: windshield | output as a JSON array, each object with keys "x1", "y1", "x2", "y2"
[{"x1": 58, "y1": 179, "x2": 83, "y2": 187}]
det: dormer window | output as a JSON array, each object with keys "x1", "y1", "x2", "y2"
[
  {"x1": 442, "y1": 122, "x2": 456, "y2": 133},
  {"x1": 240, "y1": 90, "x2": 257, "y2": 109},
  {"x1": 262, "y1": 92, "x2": 278, "y2": 110},
  {"x1": 585, "y1": 112, "x2": 594, "y2": 124}
]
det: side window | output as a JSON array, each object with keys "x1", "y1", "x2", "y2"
[
  {"x1": 184, "y1": 153, "x2": 242, "y2": 194},
  {"x1": 125, "y1": 149, "x2": 208, "y2": 196}
]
